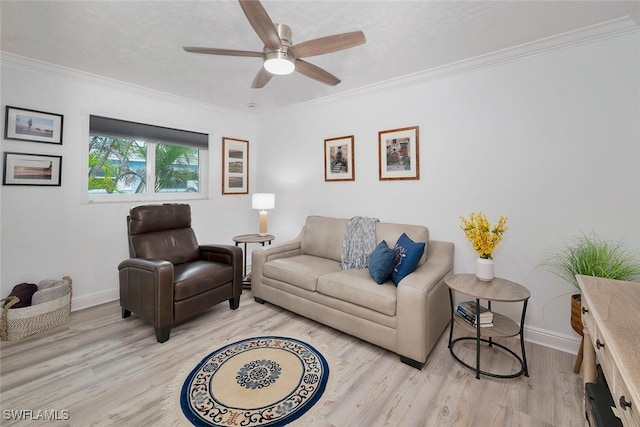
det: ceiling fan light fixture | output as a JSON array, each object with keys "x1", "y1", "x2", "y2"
[{"x1": 264, "y1": 51, "x2": 295, "y2": 75}]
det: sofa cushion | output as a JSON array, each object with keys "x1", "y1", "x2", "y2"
[
  {"x1": 300, "y1": 216, "x2": 349, "y2": 262},
  {"x1": 263, "y1": 255, "x2": 341, "y2": 291},
  {"x1": 317, "y1": 269, "x2": 397, "y2": 316},
  {"x1": 368, "y1": 240, "x2": 396, "y2": 284},
  {"x1": 391, "y1": 233, "x2": 425, "y2": 286}
]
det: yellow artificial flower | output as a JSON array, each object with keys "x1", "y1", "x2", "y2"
[{"x1": 459, "y1": 212, "x2": 508, "y2": 259}]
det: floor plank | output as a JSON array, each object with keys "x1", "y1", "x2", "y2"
[{"x1": 0, "y1": 290, "x2": 584, "y2": 426}]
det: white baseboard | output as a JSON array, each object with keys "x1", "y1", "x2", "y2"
[
  {"x1": 524, "y1": 325, "x2": 581, "y2": 355},
  {"x1": 71, "y1": 288, "x2": 119, "y2": 312},
  {"x1": 70, "y1": 287, "x2": 583, "y2": 355}
]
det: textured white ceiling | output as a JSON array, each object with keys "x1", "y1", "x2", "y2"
[{"x1": 2, "y1": 1, "x2": 639, "y2": 113}]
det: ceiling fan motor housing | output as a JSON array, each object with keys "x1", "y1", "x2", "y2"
[
  {"x1": 263, "y1": 23, "x2": 295, "y2": 74},
  {"x1": 274, "y1": 23, "x2": 292, "y2": 46}
]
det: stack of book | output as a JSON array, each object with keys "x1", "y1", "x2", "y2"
[{"x1": 455, "y1": 300, "x2": 494, "y2": 327}]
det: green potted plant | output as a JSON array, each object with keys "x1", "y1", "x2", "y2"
[
  {"x1": 543, "y1": 232, "x2": 640, "y2": 287},
  {"x1": 541, "y1": 232, "x2": 640, "y2": 372}
]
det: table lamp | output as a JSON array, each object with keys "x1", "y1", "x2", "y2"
[{"x1": 252, "y1": 193, "x2": 275, "y2": 236}]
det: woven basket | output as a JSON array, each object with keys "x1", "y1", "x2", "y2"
[
  {"x1": 570, "y1": 293, "x2": 583, "y2": 336},
  {"x1": 1, "y1": 276, "x2": 72, "y2": 341}
]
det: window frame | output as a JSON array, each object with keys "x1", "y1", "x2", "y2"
[{"x1": 82, "y1": 115, "x2": 210, "y2": 204}]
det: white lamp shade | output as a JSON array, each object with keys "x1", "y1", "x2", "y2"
[{"x1": 252, "y1": 193, "x2": 275, "y2": 210}]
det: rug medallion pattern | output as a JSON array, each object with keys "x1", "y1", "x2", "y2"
[{"x1": 180, "y1": 336, "x2": 329, "y2": 426}]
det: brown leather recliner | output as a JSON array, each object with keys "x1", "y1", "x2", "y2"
[{"x1": 118, "y1": 203, "x2": 242, "y2": 342}]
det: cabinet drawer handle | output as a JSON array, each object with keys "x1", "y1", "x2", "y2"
[
  {"x1": 596, "y1": 339, "x2": 605, "y2": 349},
  {"x1": 619, "y1": 396, "x2": 632, "y2": 410},
  {"x1": 582, "y1": 307, "x2": 589, "y2": 314}
]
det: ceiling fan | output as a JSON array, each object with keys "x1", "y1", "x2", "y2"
[{"x1": 183, "y1": 0, "x2": 366, "y2": 88}]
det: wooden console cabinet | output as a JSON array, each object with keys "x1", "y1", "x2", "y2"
[{"x1": 579, "y1": 275, "x2": 640, "y2": 426}]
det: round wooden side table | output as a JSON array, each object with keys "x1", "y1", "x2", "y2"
[
  {"x1": 444, "y1": 273, "x2": 531, "y2": 379},
  {"x1": 232, "y1": 234, "x2": 274, "y2": 286}
]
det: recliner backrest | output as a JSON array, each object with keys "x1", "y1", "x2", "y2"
[{"x1": 127, "y1": 204, "x2": 200, "y2": 264}]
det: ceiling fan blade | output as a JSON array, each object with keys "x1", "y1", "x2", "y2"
[
  {"x1": 289, "y1": 31, "x2": 366, "y2": 58},
  {"x1": 238, "y1": 0, "x2": 282, "y2": 50},
  {"x1": 251, "y1": 67, "x2": 273, "y2": 88},
  {"x1": 183, "y1": 47, "x2": 263, "y2": 57},
  {"x1": 295, "y1": 60, "x2": 340, "y2": 86}
]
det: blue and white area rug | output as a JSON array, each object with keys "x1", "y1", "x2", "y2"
[{"x1": 171, "y1": 336, "x2": 332, "y2": 427}]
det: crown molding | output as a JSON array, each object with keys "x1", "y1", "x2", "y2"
[
  {"x1": 2, "y1": 15, "x2": 637, "y2": 120},
  {"x1": 257, "y1": 16, "x2": 640, "y2": 119},
  {"x1": 0, "y1": 51, "x2": 253, "y2": 120}
]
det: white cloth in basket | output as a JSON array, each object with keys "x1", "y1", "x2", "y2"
[{"x1": 32, "y1": 279, "x2": 70, "y2": 305}]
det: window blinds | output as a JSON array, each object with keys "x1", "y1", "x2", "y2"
[{"x1": 89, "y1": 115, "x2": 208, "y2": 149}]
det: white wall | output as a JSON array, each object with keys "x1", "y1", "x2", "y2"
[
  {"x1": 255, "y1": 32, "x2": 640, "y2": 351},
  {"x1": 2, "y1": 30, "x2": 638, "y2": 353},
  {"x1": 1, "y1": 57, "x2": 257, "y2": 308}
]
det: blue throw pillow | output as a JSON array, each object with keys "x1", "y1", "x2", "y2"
[
  {"x1": 368, "y1": 240, "x2": 396, "y2": 284},
  {"x1": 391, "y1": 233, "x2": 425, "y2": 286}
]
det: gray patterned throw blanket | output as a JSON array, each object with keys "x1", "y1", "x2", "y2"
[{"x1": 339, "y1": 216, "x2": 380, "y2": 269}]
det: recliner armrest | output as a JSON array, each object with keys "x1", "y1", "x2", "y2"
[
  {"x1": 118, "y1": 258, "x2": 174, "y2": 327},
  {"x1": 118, "y1": 257, "x2": 173, "y2": 272},
  {"x1": 199, "y1": 244, "x2": 242, "y2": 265},
  {"x1": 199, "y1": 244, "x2": 243, "y2": 292}
]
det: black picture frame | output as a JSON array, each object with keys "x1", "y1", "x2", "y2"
[
  {"x1": 3, "y1": 152, "x2": 62, "y2": 186},
  {"x1": 4, "y1": 106, "x2": 64, "y2": 145}
]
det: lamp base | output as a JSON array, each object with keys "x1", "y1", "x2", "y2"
[{"x1": 258, "y1": 211, "x2": 268, "y2": 236}]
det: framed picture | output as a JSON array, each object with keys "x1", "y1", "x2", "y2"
[
  {"x1": 3, "y1": 152, "x2": 62, "y2": 186},
  {"x1": 378, "y1": 126, "x2": 420, "y2": 180},
  {"x1": 324, "y1": 135, "x2": 355, "y2": 182},
  {"x1": 4, "y1": 106, "x2": 64, "y2": 145},
  {"x1": 222, "y1": 137, "x2": 249, "y2": 194}
]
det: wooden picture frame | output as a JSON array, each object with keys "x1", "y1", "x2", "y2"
[
  {"x1": 324, "y1": 135, "x2": 355, "y2": 182},
  {"x1": 222, "y1": 137, "x2": 248, "y2": 194},
  {"x1": 378, "y1": 126, "x2": 419, "y2": 180},
  {"x1": 4, "y1": 106, "x2": 64, "y2": 145},
  {"x1": 3, "y1": 152, "x2": 62, "y2": 186}
]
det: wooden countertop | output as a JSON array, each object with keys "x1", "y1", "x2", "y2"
[{"x1": 578, "y1": 274, "x2": 640, "y2": 418}]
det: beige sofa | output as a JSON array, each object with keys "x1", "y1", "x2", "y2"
[{"x1": 251, "y1": 216, "x2": 454, "y2": 369}]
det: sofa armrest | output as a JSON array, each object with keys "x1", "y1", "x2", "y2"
[
  {"x1": 200, "y1": 244, "x2": 243, "y2": 293},
  {"x1": 250, "y1": 237, "x2": 303, "y2": 298},
  {"x1": 118, "y1": 258, "x2": 174, "y2": 327},
  {"x1": 396, "y1": 240, "x2": 454, "y2": 363}
]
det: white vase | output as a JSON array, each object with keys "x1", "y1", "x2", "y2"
[{"x1": 476, "y1": 258, "x2": 494, "y2": 281}]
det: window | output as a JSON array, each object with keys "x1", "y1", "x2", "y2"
[{"x1": 87, "y1": 116, "x2": 207, "y2": 201}]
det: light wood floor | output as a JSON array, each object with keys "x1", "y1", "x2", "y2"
[{"x1": 0, "y1": 289, "x2": 584, "y2": 426}]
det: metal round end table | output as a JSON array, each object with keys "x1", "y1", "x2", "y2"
[
  {"x1": 232, "y1": 234, "x2": 274, "y2": 287},
  {"x1": 444, "y1": 273, "x2": 530, "y2": 379}
]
